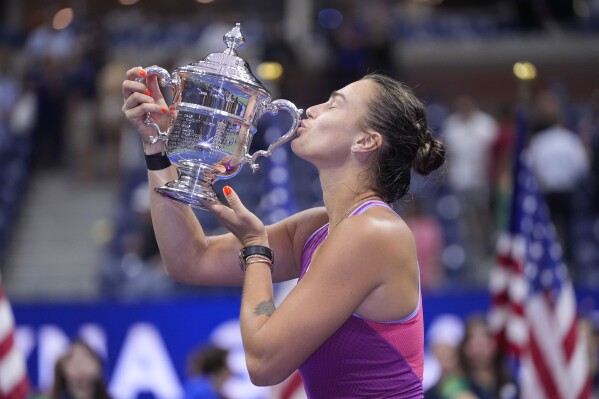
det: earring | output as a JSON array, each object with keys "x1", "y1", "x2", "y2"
[{"x1": 351, "y1": 145, "x2": 357, "y2": 153}]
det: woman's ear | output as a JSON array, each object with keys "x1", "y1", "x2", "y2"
[{"x1": 355, "y1": 131, "x2": 382, "y2": 152}]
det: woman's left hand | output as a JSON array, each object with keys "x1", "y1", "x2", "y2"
[{"x1": 207, "y1": 186, "x2": 269, "y2": 247}]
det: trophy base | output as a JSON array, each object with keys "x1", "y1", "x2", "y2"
[{"x1": 154, "y1": 161, "x2": 220, "y2": 210}]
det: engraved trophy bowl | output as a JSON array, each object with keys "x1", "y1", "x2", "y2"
[{"x1": 139, "y1": 23, "x2": 302, "y2": 209}]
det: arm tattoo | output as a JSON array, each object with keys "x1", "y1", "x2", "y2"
[{"x1": 253, "y1": 300, "x2": 276, "y2": 317}]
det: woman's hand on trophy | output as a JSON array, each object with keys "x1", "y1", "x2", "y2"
[
  {"x1": 208, "y1": 186, "x2": 269, "y2": 248},
  {"x1": 122, "y1": 67, "x2": 171, "y2": 150}
]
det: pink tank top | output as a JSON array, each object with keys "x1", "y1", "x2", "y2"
[{"x1": 297, "y1": 200, "x2": 424, "y2": 398}]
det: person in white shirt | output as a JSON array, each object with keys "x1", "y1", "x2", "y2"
[
  {"x1": 443, "y1": 96, "x2": 499, "y2": 284},
  {"x1": 528, "y1": 90, "x2": 590, "y2": 266}
]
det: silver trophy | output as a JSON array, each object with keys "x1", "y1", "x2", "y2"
[{"x1": 139, "y1": 23, "x2": 302, "y2": 209}]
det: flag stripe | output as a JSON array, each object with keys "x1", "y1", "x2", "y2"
[
  {"x1": 528, "y1": 296, "x2": 569, "y2": 398},
  {"x1": 0, "y1": 300, "x2": 14, "y2": 342},
  {"x1": 2, "y1": 377, "x2": 28, "y2": 399},
  {"x1": 0, "y1": 331, "x2": 15, "y2": 360},
  {"x1": 561, "y1": 318, "x2": 577, "y2": 362},
  {"x1": 0, "y1": 344, "x2": 28, "y2": 397},
  {"x1": 0, "y1": 282, "x2": 29, "y2": 399},
  {"x1": 569, "y1": 338, "x2": 592, "y2": 397},
  {"x1": 528, "y1": 328, "x2": 560, "y2": 399},
  {"x1": 520, "y1": 355, "x2": 543, "y2": 399},
  {"x1": 577, "y1": 377, "x2": 592, "y2": 399}
]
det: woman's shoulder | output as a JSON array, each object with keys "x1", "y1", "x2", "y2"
[
  {"x1": 349, "y1": 204, "x2": 412, "y2": 237},
  {"x1": 331, "y1": 206, "x2": 416, "y2": 260},
  {"x1": 310, "y1": 206, "x2": 418, "y2": 295}
]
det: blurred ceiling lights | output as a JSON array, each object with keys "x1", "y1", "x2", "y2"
[
  {"x1": 257, "y1": 62, "x2": 283, "y2": 81},
  {"x1": 52, "y1": 7, "x2": 73, "y2": 30},
  {"x1": 513, "y1": 61, "x2": 537, "y2": 81},
  {"x1": 196, "y1": 0, "x2": 216, "y2": 3}
]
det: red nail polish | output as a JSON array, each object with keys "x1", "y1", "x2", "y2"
[
  {"x1": 139, "y1": 69, "x2": 147, "y2": 77},
  {"x1": 223, "y1": 186, "x2": 232, "y2": 196},
  {"x1": 161, "y1": 108, "x2": 167, "y2": 113},
  {"x1": 169, "y1": 105, "x2": 175, "y2": 110},
  {"x1": 145, "y1": 89, "x2": 151, "y2": 96}
]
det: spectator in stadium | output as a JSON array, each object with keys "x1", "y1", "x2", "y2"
[
  {"x1": 183, "y1": 344, "x2": 231, "y2": 399},
  {"x1": 442, "y1": 95, "x2": 499, "y2": 284},
  {"x1": 51, "y1": 339, "x2": 111, "y2": 399},
  {"x1": 578, "y1": 314, "x2": 599, "y2": 396},
  {"x1": 458, "y1": 315, "x2": 517, "y2": 399},
  {"x1": 528, "y1": 89, "x2": 590, "y2": 267},
  {"x1": 123, "y1": 69, "x2": 445, "y2": 397},
  {"x1": 424, "y1": 314, "x2": 476, "y2": 399}
]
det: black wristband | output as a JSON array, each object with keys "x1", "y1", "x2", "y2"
[
  {"x1": 239, "y1": 245, "x2": 274, "y2": 268},
  {"x1": 145, "y1": 152, "x2": 171, "y2": 171}
]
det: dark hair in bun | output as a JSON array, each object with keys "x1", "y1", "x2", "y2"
[{"x1": 362, "y1": 73, "x2": 446, "y2": 203}]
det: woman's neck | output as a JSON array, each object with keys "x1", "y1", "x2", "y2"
[
  {"x1": 319, "y1": 164, "x2": 381, "y2": 229},
  {"x1": 322, "y1": 187, "x2": 381, "y2": 231}
]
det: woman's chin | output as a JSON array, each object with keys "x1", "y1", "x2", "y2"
[
  {"x1": 290, "y1": 139, "x2": 299, "y2": 153},
  {"x1": 290, "y1": 139, "x2": 305, "y2": 159}
]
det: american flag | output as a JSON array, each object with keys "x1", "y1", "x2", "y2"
[
  {"x1": 489, "y1": 111, "x2": 591, "y2": 399},
  {"x1": 0, "y1": 282, "x2": 29, "y2": 399}
]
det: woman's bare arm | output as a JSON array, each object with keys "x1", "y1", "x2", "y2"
[{"x1": 149, "y1": 167, "x2": 326, "y2": 285}]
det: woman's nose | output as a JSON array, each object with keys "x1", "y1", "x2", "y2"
[{"x1": 306, "y1": 106, "x2": 316, "y2": 119}]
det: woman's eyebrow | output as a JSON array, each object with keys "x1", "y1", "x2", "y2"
[{"x1": 329, "y1": 91, "x2": 347, "y2": 103}]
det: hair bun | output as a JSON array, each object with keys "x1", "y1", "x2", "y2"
[{"x1": 413, "y1": 138, "x2": 445, "y2": 175}]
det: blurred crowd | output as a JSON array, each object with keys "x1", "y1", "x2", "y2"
[{"x1": 0, "y1": 0, "x2": 598, "y2": 300}]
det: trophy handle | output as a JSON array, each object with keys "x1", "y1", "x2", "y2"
[
  {"x1": 136, "y1": 65, "x2": 181, "y2": 145},
  {"x1": 248, "y1": 99, "x2": 303, "y2": 172}
]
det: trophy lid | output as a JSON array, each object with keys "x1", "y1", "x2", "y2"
[{"x1": 183, "y1": 23, "x2": 269, "y2": 96}]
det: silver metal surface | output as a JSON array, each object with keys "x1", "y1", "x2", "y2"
[{"x1": 140, "y1": 23, "x2": 302, "y2": 209}]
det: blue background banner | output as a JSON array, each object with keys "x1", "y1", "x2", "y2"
[{"x1": 11, "y1": 288, "x2": 597, "y2": 399}]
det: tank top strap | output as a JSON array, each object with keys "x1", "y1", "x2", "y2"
[{"x1": 351, "y1": 200, "x2": 393, "y2": 216}]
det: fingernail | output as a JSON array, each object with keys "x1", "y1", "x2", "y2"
[
  {"x1": 223, "y1": 186, "x2": 232, "y2": 196},
  {"x1": 161, "y1": 107, "x2": 167, "y2": 113},
  {"x1": 138, "y1": 69, "x2": 147, "y2": 77},
  {"x1": 145, "y1": 89, "x2": 151, "y2": 96},
  {"x1": 169, "y1": 105, "x2": 175, "y2": 110}
]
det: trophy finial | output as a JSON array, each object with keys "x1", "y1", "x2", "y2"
[{"x1": 223, "y1": 23, "x2": 245, "y2": 55}]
